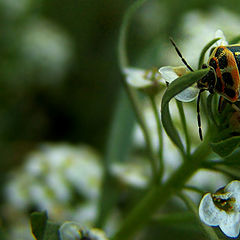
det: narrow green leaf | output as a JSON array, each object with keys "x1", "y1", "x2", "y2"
[
  {"x1": 206, "y1": 94, "x2": 218, "y2": 127},
  {"x1": 96, "y1": 89, "x2": 135, "y2": 228},
  {"x1": 211, "y1": 136, "x2": 240, "y2": 157},
  {"x1": 213, "y1": 165, "x2": 240, "y2": 178},
  {"x1": 118, "y1": 0, "x2": 147, "y2": 70},
  {"x1": 31, "y1": 211, "x2": 48, "y2": 240},
  {"x1": 229, "y1": 35, "x2": 240, "y2": 44},
  {"x1": 176, "y1": 100, "x2": 190, "y2": 156},
  {"x1": 161, "y1": 68, "x2": 209, "y2": 152},
  {"x1": 223, "y1": 149, "x2": 240, "y2": 165},
  {"x1": 198, "y1": 38, "x2": 220, "y2": 69},
  {"x1": 31, "y1": 212, "x2": 60, "y2": 240},
  {"x1": 43, "y1": 222, "x2": 60, "y2": 240}
]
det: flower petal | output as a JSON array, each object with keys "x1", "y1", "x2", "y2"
[
  {"x1": 159, "y1": 66, "x2": 199, "y2": 102},
  {"x1": 124, "y1": 68, "x2": 152, "y2": 88},
  {"x1": 219, "y1": 212, "x2": 240, "y2": 238},
  {"x1": 225, "y1": 180, "x2": 240, "y2": 211},
  {"x1": 199, "y1": 193, "x2": 221, "y2": 226},
  {"x1": 159, "y1": 66, "x2": 179, "y2": 83},
  {"x1": 174, "y1": 87, "x2": 199, "y2": 102},
  {"x1": 59, "y1": 221, "x2": 82, "y2": 240},
  {"x1": 90, "y1": 228, "x2": 109, "y2": 240},
  {"x1": 214, "y1": 29, "x2": 228, "y2": 46}
]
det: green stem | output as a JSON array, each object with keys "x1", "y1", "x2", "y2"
[
  {"x1": 208, "y1": 165, "x2": 240, "y2": 179},
  {"x1": 176, "y1": 100, "x2": 190, "y2": 157},
  {"x1": 177, "y1": 192, "x2": 220, "y2": 240},
  {"x1": 198, "y1": 38, "x2": 220, "y2": 70},
  {"x1": 229, "y1": 35, "x2": 240, "y2": 44},
  {"x1": 122, "y1": 83, "x2": 158, "y2": 181},
  {"x1": 118, "y1": 0, "x2": 158, "y2": 182},
  {"x1": 150, "y1": 96, "x2": 164, "y2": 183},
  {"x1": 118, "y1": 0, "x2": 148, "y2": 70},
  {"x1": 113, "y1": 140, "x2": 212, "y2": 240},
  {"x1": 183, "y1": 185, "x2": 205, "y2": 195}
]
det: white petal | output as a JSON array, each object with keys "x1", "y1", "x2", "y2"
[
  {"x1": 199, "y1": 193, "x2": 221, "y2": 226},
  {"x1": 159, "y1": 66, "x2": 198, "y2": 102},
  {"x1": 124, "y1": 68, "x2": 152, "y2": 88},
  {"x1": 89, "y1": 228, "x2": 108, "y2": 240},
  {"x1": 219, "y1": 213, "x2": 240, "y2": 238},
  {"x1": 159, "y1": 66, "x2": 179, "y2": 83},
  {"x1": 59, "y1": 222, "x2": 82, "y2": 240},
  {"x1": 225, "y1": 180, "x2": 240, "y2": 193},
  {"x1": 175, "y1": 87, "x2": 199, "y2": 102},
  {"x1": 225, "y1": 180, "x2": 240, "y2": 210},
  {"x1": 110, "y1": 162, "x2": 149, "y2": 188},
  {"x1": 214, "y1": 29, "x2": 228, "y2": 46}
]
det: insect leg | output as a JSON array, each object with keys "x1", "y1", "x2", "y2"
[
  {"x1": 232, "y1": 103, "x2": 240, "y2": 112},
  {"x1": 169, "y1": 37, "x2": 194, "y2": 72},
  {"x1": 218, "y1": 96, "x2": 227, "y2": 113},
  {"x1": 197, "y1": 89, "x2": 204, "y2": 141}
]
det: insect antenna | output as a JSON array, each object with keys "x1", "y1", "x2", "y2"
[
  {"x1": 197, "y1": 89, "x2": 204, "y2": 141},
  {"x1": 169, "y1": 37, "x2": 194, "y2": 72}
]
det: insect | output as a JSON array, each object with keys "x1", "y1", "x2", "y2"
[{"x1": 170, "y1": 38, "x2": 240, "y2": 140}]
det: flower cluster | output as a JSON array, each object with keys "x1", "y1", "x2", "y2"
[
  {"x1": 199, "y1": 180, "x2": 240, "y2": 238},
  {"x1": 59, "y1": 221, "x2": 108, "y2": 240}
]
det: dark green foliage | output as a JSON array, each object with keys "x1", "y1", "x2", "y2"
[
  {"x1": 31, "y1": 211, "x2": 60, "y2": 240},
  {"x1": 211, "y1": 136, "x2": 240, "y2": 157},
  {"x1": 161, "y1": 68, "x2": 209, "y2": 152}
]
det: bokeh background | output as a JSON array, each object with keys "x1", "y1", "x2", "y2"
[{"x1": 1, "y1": 0, "x2": 240, "y2": 239}]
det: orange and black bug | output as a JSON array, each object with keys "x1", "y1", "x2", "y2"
[{"x1": 170, "y1": 38, "x2": 240, "y2": 140}]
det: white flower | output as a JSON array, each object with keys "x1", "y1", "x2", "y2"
[
  {"x1": 214, "y1": 29, "x2": 228, "y2": 47},
  {"x1": 20, "y1": 19, "x2": 73, "y2": 83},
  {"x1": 5, "y1": 143, "x2": 103, "y2": 219},
  {"x1": 124, "y1": 67, "x2": 164, "y2": 88},
  {"x1": 71, "y1": 202, "x2": 98, "y2": 228},
  {"x1": 110, "y1": 160, "x2": 150, "y2": 188},
  {"x1": 159, "y1": 66, "x2": 199, "y2": 102},
  {"x1": 59, "y1": 222, "x2": 108, "y2": 240},
  {"x1": 199, "y1": 180, "x2": 240, "y2": 238}
]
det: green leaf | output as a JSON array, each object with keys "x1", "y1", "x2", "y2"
[
  {"x1": 95, "y1": 89, "x2": 135, "y2": 228},
  {"x1": 206, "y1": 94, "x2": 218, "y2": 127},
  {"x1": 43, "y1": 222, "x2": 60, "y2": 240},
  {"x1": 229, "y1": 35, "x2": 240, "y2": 44},
  {"x1": 118, "y1": 0, "x2": 147, "y2": 70},
  {"x1": 223, "y1": 149, "x2": 240, "y2": 165},
  {"x1": 30, "y1": 211, "x2": 60, "y2": 240},
  {"x1": 198, "y1": 38, "x2": 220, "y2": 69},
  {"x1": 31, "y1": 211, "x2": 48, "y2": 240},
  {"x1": 211, "y1": 136, "x2": 240, "y2": 157},
  {"x1": 161, "y1": 68, "x2": 210, "y2": 152}
]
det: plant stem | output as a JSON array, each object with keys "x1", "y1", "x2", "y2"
[
  {"x1": 178, "y1": 192, "x2": 220, "y2": 240},
  {"x1": 118, "y1": 0, "x2": 148, "y2": 70},
  {"x1": 176, "y1": 100, "x2": 190, "y2": 157},
  {"x1": 113, "y1": 140, "x2": 212, "y2": 240},
  {"x1": 118, "y1": 0, "x2": 158, "y2": 182},
  {"x1": 150, "y1": 96, "x2": 164, "y2": 183},
  {"x1": 198, "y1": 38, "x2": 220, "y2": 70},
  {"x1": 183, "y1": 185, "x2": 205, "y2": 195}
]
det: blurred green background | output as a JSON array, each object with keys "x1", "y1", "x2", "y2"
[
  {"x1": 2, "y1": 0, "x2": 240, "y2": 239},
  {"x1": 2, "y1": 0, "x2": 240, "y2": 170}
]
